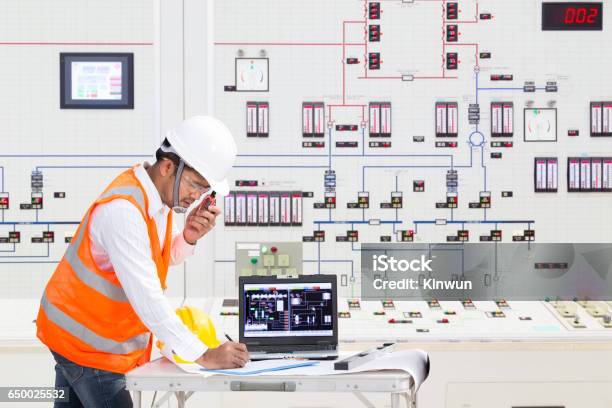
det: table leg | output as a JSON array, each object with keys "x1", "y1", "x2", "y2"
[
  {"x1": 132, "y1": 390, "x2": 141, "y2": 408},
  {"x1": 352, "y1": 391, "x2": 376, "y2": 408},
  {"x1": 391, "y1": 393, "x2": 400, "y2": 408},
  {"x1": 391, "y1": 392, "x2": 415, "y2": 408},
  {"x1": 408, "y1": 385, "x2": 417, "y2": 408},
  {"x1": 176, "y1": 391, "x2": 186, "y2": 408}
]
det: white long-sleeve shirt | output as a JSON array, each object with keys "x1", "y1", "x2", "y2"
[{"x1": 88, "y1": 163, "x2": 207, "y2": 362}]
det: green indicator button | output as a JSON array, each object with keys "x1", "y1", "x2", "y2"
[{"x1": 250, "y1": 257, "x2": 258, "y2": 265}]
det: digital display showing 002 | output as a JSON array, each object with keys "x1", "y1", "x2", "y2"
[{"x1": 542, "y1": 2, "x2": 602, "y2": 31}]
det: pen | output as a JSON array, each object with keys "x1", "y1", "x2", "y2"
[{"x1": 225, "y1": 334, "x2": 234, "y2": 342}]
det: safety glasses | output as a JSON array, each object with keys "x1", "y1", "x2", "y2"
[{"x1": 182, "y1": 174, "x2": 210, "y2": 196}]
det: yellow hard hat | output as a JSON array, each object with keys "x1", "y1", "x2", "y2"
[{"x1": 156, "y1": 306, "x2": 221, "y2": 364}]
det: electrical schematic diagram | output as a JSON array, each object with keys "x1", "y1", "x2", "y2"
[
  {"x1": 213, "y1": 0, "x2": 612, "y2": 298},
  {"x1": 2, "y1": 1, "x2": 612, "y2": 304},
  {"x1": 244, "y1": 284, "x2": 334, "y2": 336},
  {"x1": 244, "y1": 290, "x2": 290, "y2": 333},
  {"x1": 289, "y1": 287, "x2": 333, "y2": 332}
]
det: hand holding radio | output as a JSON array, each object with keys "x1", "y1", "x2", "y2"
[{"x1": 183, "y1": 191, "x2": 220, "y2": 245}]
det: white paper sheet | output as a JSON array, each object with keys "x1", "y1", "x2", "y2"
[
  {"x1": 259, "y1": 350, "x2": 429, "y2": 389},
  {"x1": 203, "y1": 359, "x2": 318, "y2": 376},
  {"x1": 159, "y1": 344, "x2": 214, "y2": 376},
  {"x1": 159, "y1": 344, "x2": 317, "y2": 376},
  {"x1": 161, "y1": 347, "x2": 429, "y2": 390}
]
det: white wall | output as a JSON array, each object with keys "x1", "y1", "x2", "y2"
[
  {"x1": 0, "y1": 0, "x2": 156, "y2": 297},
  {"x1": 0, "y1": 0, "x2": 218, "y2": 299},
  {"x1": 200, "y1": 0, "x2": 612, "y2": 299}
]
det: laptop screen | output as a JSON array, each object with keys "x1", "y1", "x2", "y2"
[{"x1": 243, "y1": 282, "x2": 334, "y2": 338}]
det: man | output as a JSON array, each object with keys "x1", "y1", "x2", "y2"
[{"x1": 36, "y1": 116, "x2": 249, "y2": 407}]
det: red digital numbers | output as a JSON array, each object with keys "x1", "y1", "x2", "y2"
[
  {"x1": 564, "y1": 7, "x2": 598, "y2": 24},
  {"x1": 543, "y1": 3, "x2": 602, "y2": 30}
]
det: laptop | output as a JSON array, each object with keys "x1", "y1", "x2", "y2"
[{"x1": 239, "y1": 274, "x2": 338, "y2": 360}]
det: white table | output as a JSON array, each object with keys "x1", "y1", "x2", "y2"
[{"x1": 126, "y1": 358, "x2": 420, "y2": 408}]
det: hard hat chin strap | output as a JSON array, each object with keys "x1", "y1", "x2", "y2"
[{"x1": 172, "y1": 160, "x2": 187, "y2": 213}]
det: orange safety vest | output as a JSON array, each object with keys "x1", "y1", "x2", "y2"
[{"x1": 36, "y1": 165, "x2": 173, "y2": 374}]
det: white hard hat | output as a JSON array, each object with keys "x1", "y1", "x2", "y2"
[{"x1": 165, "y1": 116, "x2": 237, "y2": 196}]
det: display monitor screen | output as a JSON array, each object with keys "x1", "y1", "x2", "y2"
[
  {"x1": 60, "y1": 53, "x2": 134, "y2": 109},
  {"x1": 243, "y1": 282, "x2": 334, "y2": 338}
]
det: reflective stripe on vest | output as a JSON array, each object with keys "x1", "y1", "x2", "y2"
[
  {"x1": 62, "y1": 185, "x2": 146, "y2": 303},
  {"x1": 41, "y1": 293, "x2": 150, "y2": 354},
  {"x1": 64, "y1": 213, "x2": 128, "y2": 302},
  {"x1": 99, "y1": 186, "x2": 145, "y2": 211}
]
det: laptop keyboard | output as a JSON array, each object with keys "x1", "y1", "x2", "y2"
[{"x1": 248, "y1": 344, "x2": 336, "y2": 353}]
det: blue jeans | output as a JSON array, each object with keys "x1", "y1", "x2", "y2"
[{"x1": 51, "y1": 350, "x2": 133, "y2": 408}]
